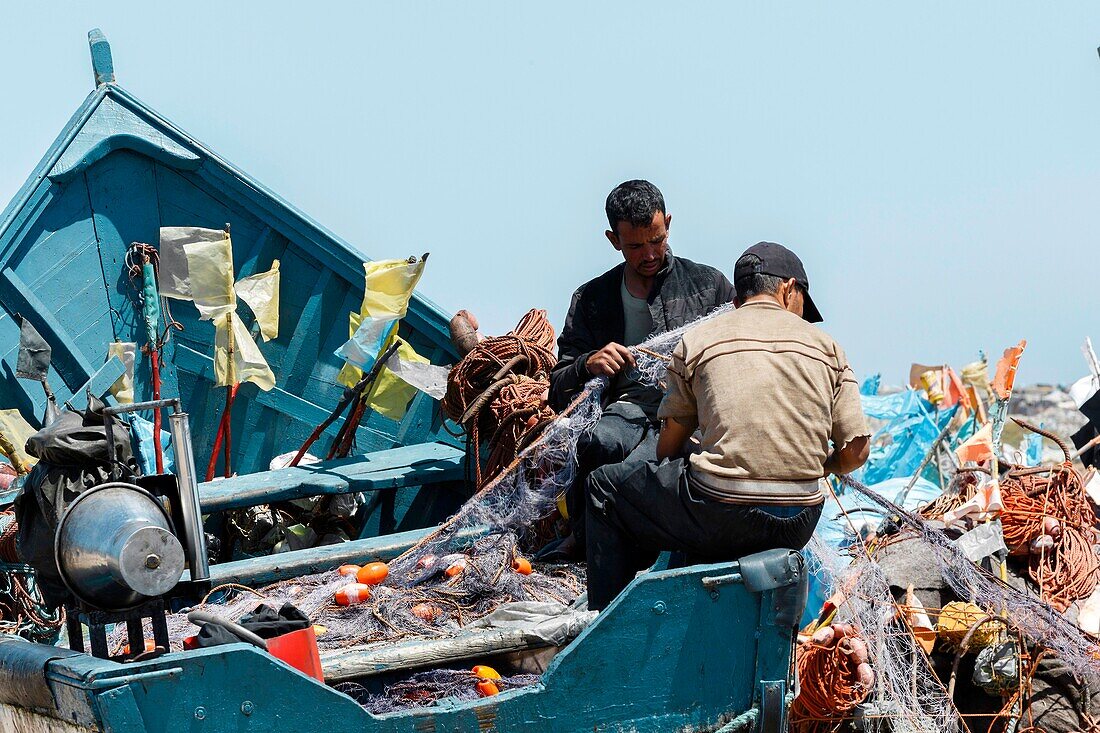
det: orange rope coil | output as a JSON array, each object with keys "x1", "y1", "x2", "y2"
[
  {"x1": 999, "y1": 462, "x2": 1099, "y2": 611},
  {"x1": 791, "y1": 623, "x2": 874, "y2": 732}
]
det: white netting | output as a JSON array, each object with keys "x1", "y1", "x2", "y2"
[
  {"x1": 112, "y1": 303, "x2": 735, "y2": 655},
  {"x1": 839, "y1": 476, "x2": 1100, "y2": 677},
  {"x1": 805, "y1": 533, "x2": 961, "y2": 733},
  {"x1": 803, "y1": 475, "x2": 1100, "y2": 732}
]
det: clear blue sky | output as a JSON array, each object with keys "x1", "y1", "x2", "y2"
[{"x1": 3, "y1": 3, "x2": 1098, "y2": 386}]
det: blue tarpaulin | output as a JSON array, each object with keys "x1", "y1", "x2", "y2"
[{"x1": 130, "y1": 414, "x2": 174, "y2": 475}]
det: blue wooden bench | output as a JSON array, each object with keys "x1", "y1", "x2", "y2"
[{"x1": 196, "y1": 441, "x2": 465, "y2": 513}]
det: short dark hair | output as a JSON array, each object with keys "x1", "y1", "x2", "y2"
[
  {"x1": 605, "y1": 180, "x2": 665, "y2": 234},
  {"x1": 733, "y1": 254, "x2": 784, "y2": 298}
]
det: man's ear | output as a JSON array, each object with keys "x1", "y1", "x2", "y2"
[
  {"x1": 664, "y1": 213, "x2": 672, "y2": 230},
  {"x1": 605, "y1": 229, "x2": 621, "y2": 251}
]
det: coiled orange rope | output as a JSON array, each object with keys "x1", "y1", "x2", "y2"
[
  {"x1": 998, "y1": 427, "x2": 1100, "y2": 612},
  {"x1": 790, "y1": 624, "x2": 874, "y2": 733},
  {"x1": 442, "y1": 310, "x2": 557, "y2": 486}
]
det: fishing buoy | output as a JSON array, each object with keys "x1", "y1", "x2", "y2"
[
  {"x1": 416, "y1": 553, "x2": 437, "y2": 570},
  {"x1": 476, "y1": 680, "x2": 499, "y2": 697},
  {"x1": 472, "y1": 665, "x2": 501, "y2": 680},
  {"x1": 512, "y1": 557, "x2": 532, "y2": 575},
  {"x1": 856, "y1": 662, "x2": 875, "y2": 688},
  {"x1": 356, "y1": 561, "x2": 389, "y2": 586},
  {"x1": 337, "y1": 564, "x2": 361, "y2": 577},
  {"x1": 445, "y1": 557, "x2": 469, "y2": 577},
  {"x1": 810, "y1": 625, "x2": 835, "y2": 645},
  {"x1": 334, "y1": 583, "x2": 373, "y2": 606},
  {"x1": 411, "y1": 603, "x2": 441, "y2": 622}
]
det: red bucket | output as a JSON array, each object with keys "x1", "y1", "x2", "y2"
[{"x1": 266, "y1": 626, "x2": 324, "y2": 682}]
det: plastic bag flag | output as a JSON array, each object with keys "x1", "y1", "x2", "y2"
[
  {"x1": 159, "y1": 227, "x2": 279, "y2": 391},
  {"x1": 0, "y1": 409, "x2": 38, "y2": 471},
  {"x1": 992, "y1": 340, "x2": 1026, "y2": 401},
  {"x1": 337, "y1": 256, "x2": 427, "y2": 387},
  {"x1": 955, "y1": 422, "x2": 994, "y2": 464},
  {"x1": 214, "y1": 312, "x2": 275, "y2": 391},
  {"x1": 107, "y1": 342, "x2": 137, "y2": 404},
  {"x1": 234, "y1": 260, "x2": 281, "y2": 341},
  {"x1": 941, "y1": 367, "x2": 972, "y2": 412},
  {"x1": 158, "y1": 227, "x2": 226, "y2": 302},
  {"x1": 365, "y1": 337, "x2": 429, "y2": 421},
  {"x1": 15, "y1": 315, "x2": 51, "y2": 382}
]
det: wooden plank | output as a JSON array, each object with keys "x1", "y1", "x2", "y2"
[
  {"x1": 0, "y1": 269, "x2": 97, "y2": 388},
  {"x1": 321, "y1": 629, "x2": 546, "y2": 681},
  {"x1": 197, "y1": 442, "x2": 464, "y2": 512},
  {"x1": 205, "y1": 525, "x2": 484, "y2": 587},
  {"x1": 61, "y1": 355, "x2": 125, "y2": 410}
]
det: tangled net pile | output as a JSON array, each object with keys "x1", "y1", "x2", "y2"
[
  {"x1": 142, "y1": 303, "x2": 736, "y2": 658},
  {"x1": 804, "y1": 531, "x2": 961, "y2": 733},
  {"x1": 334, "y1": 669, "x2": 542, "y2": 714},
  {"x1": 835, "y1": 476, "x2": 1100, "y2": 676},
  {"x1": 0, "y1": 510, "x2": 65, "y2": 643},
  {"x1": 442, "y1": 309, "x2": 557, "y2": 485}
]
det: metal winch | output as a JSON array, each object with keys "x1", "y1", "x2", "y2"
[{"x1": 56, "y1": 399, "x2": 210, "y2": 658}]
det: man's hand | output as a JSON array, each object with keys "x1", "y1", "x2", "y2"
[
  {"x1": 824, "y1": 435, "x2": 870, "y2": 476},
  {"x1": 585, "y1": 343, "x2": 636, "y2": 377}
]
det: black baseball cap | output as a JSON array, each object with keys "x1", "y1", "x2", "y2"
[{"x1": 733, "y1": 241, "x2": 823, "y2": 323}]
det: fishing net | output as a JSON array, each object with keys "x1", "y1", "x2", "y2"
[
  {"x1": 804, "y1": 533, "x2": 961, "y2": 733},
  {"x1": 115, "y1": 303, "x2": 736, "y2": 657},
  {"x1": 334, "y1": 670, "x2": 543, "y2": 714},
  {"x1": 804, "y1": 474, "x2": 1100, "y2": 732},
  {"x1": 838, "y1": 476, "x2": 1100, "y2": 678}
]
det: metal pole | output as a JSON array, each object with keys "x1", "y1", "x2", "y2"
[{"x1": 169, "y1": 411, "x2": 209, "y2": 582}]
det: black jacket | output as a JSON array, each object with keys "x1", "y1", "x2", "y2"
[{"x1": 549, "y1": 254, "x2": 734, "y2": 411}]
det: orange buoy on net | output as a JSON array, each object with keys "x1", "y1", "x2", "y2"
[
  {"x1": 334, "y1": 583, "x2": 373, "y2": 606},
  {"x1": 356, "y1": 561, "x2": 389, "y2": 586},
  {"x1": 472, "y1": 665, "x2": 501, "y2": 680},
  {"x1": 512, "y1": 557, "x2": 532, "y2": 575},
  {"x1": 445, "y1": 557, "x2": 469, "y2": 577},
  {"x1": 476, "y1": 680, "x2": 500, "y2": 697},
  {"x1": 411, "y1": 603, "x2": 442, "y2": 622},
  {"x1": 337, "y1": 564, "x2": 361, "y2": 577}
]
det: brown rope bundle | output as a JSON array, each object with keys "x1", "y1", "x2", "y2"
[
  {"x1": 790, "y1": 624, "x2": 874, "y2": 733},
  {"x1": 1000, "y1": 456, "x2": 1100, "y2": 611},
  {"x1": 442, "y1": 310, "x2": 557, "y2": 485}
]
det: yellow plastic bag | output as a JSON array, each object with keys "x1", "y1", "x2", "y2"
[
  {"x1": 0, "y1": 409, "x2": 38, "y2": 471},
  {"x1": 107, "y1": 342, "x2": 137, "y2": 404},
  {"x1": 365, "y1": 337, "x2": 428, "y2": 422},
  {"x1": 186, "y1": 234, "x2": 236, "y2": 321},
  {"x1": 214, "y1": 312, "x2": 275, "y2": 391},
  {"x1": 234, "y1": 260, "x2": 281, "y2": 341}
]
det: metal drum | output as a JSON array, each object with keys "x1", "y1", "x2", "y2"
[{"x1": 54, "y1": 482, "x2": 185, "y2": 610}]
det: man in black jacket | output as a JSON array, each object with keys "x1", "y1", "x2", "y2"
[{"x1": 545, "y1": 180, "x2": 733, "y2": 557}]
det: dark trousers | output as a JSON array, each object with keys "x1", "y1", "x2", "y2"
[
  {"x1": 585, "y1": 457, "x2": 823, "y2": 611},
  {"x1": 566, "y1": 401, "x2": 656, "y2": 548}
]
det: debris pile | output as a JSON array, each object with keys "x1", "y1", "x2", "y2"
[{"x1": 796, "y1": 339, "x2": 1100, "y2": 732}]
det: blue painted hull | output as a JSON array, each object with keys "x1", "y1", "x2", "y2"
[{"x1": 0, "y1": 73, "x2": 458, "y2": 480}]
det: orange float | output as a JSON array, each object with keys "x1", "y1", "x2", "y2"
[
  {"x1": 336, "y1": 564, "x2": 361, "y2": 577},
  {"x1": 512, "y1": 557, "x2": 532, "y2": 575},
  {"x1": 476, "y1": 680, "x2": 500, "y2": 697},
  {"x1": 356, "y1": 561, "x2": 389, "y2": 586},
  {"x1": 472, "y1": 665, "x2": 501, "y2": 680},
  {"x1": 334, "y1": 583, "x2": 372, "y2": 606}
]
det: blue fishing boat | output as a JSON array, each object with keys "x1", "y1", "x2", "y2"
[{"x1": 0, "y1": 31, "x2": 800, "y2": 732}]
